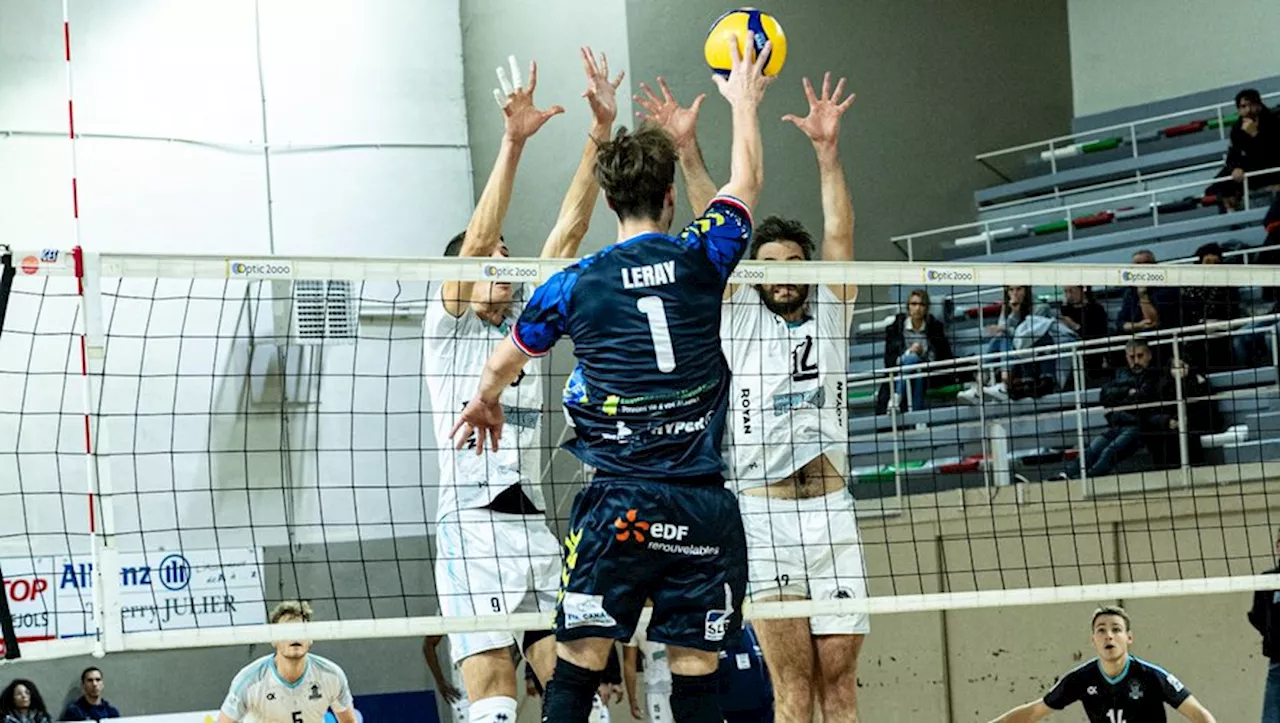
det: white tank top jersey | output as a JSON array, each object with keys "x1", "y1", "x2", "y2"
[
  {"x1": 220, "y1": 653, "x2": 353, "y2": 723},
  {"x1": 628, "y1": 625, "x2": 673, "y2": 694},
  {"x1": 423, "y1": 284, "x2": 546, "y2": 521},
  {"x1": 721, "y1": 284, "x2": 852, "y2": 493}
]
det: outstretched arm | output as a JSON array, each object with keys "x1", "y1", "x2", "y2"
[
  {"x1": 541, "y1": 47, "x2": 624, "y2": 260},
  {"x1": 635, "y1": 78, "x2": 718, "y2": 214},
  {"x1": 711, "y1": 38, "x2": 773, "y2": 209},
  {"x1": 442, "y1": 56, "x2": 564, "y2": 317},
  {"x1": 1177, "y1": 695, "x2": 1216, "y2": 723},
  {"x1": 784, "y1": 72, "x2": 857, "y2": 302},
  {"x1": 989, "y1": 699, "x2": 1053, "y2": 723}
]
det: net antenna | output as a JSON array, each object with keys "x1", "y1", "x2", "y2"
[{"x1": 0, "y1": 247, "x2": 19, "y2": 660}]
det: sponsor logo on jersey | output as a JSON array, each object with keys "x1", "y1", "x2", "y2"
[
  {"x1": 40, "y1": 249, "x2": 59, "y2": 263},
  {"x1": 772, "y1": 386, "x2": 826, "y2": 415},
  {"x1": 599, "y1": 381, "x2": 715, "y2": 416},
  {"x1": 739, "y1": 388, "x2": 753, "y2": 434},
  {"x1": 1165, "y1": 673, "x2": 1183, "y2": 692},
  {"x1": 309, "y1": 683, "x2": 322, "y2": 700},
  {"x1": 791, "y1": 335, "x2": 819, "y2": 382},
  {"x1": 501, "y1": 405, "x2": 542, "y2": 430},
  {"x1": 562, "y1": 592, "x2": 617, "y2": 630},
  {"x1": 614, "y1": 510, "x2": 718, "y2": 556},
  {"x1": 1128, "y1": 679, "x2": 1143, "y2": 699},
  {"x1": 1086, "y1": 686, "x2": 1098, "y2": 696}
]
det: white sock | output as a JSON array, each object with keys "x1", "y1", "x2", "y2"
[
  {"x1": 590, "y1": 693, "x2": 611, "y2": 723},
  {"x1": 468, "y1": 695, "x2": 517, "y2": 723}
]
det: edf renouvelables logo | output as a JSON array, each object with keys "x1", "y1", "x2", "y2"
[
  {"x1": 1118, "y1": 267, "x2": 1167, "y2": 284},
  {"x1": 481, "y1": 262, "x2": 539, "y2": 280},
  {"x1": 923, "y1": 267, "x2": 976, "y2": 283},
  {"x1": 227, "y1": 259, "x2": 294, "y2": 279}
]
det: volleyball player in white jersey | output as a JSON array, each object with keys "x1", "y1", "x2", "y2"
[
  {"x1": 623, "y1": 622, "x2": 673, "y2": 723},
  {"x1": 637, "y1": 71, "x2": 864, "y2": 723},
  {"x1": 424, "y1": 49, "x2": 622, "y2": 723},
  {"x1": 217, "y1": 602, "x2": 354, "y2": 723}
]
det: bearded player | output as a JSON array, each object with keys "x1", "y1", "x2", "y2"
[
  {"x1": 424, "y1": 49, "x2": 622, "y2": 723},
  {"x1": 217, "y1": 602, "x2": 354, "y2": 723},
  {"x1": 638, "y1": 72, "x2": 862, "y2": 722},
  {"x1": 989, "y1": 606, "x2": 1216, "y2": 723}
]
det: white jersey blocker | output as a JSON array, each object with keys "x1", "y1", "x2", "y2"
[
  {"x1": 220, "y1": 654, "x2": 352, "y2": 723},
  {"x1": 422, "y1": 284, "x2": 561, "y2": 661},
  {"x1": 721, "y1": 284, "x2": 870, "y2": 635}
]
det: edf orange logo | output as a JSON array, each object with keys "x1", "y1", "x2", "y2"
[
  {"x1": 615, "y1": 510, "x2": 690, "y2": 543},
  {"x1": 615, "y1": 509, "x2": 650, "y2": 542}
]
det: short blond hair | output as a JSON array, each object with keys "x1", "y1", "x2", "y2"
[
  {"x1": 1091, "y1": 605, "x2": 1130, "y2": 631},
  {"x1": 269, "y1": 600, "x2": 314, "y2": 624}
]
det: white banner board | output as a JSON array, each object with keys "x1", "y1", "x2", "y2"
[{"x1": 2, "y1": 548, "x2": 266, "y2": 652}]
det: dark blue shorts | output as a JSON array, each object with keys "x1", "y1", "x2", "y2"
[{"x1": 555, "y1": 479, "x2": 747, "y2": 652}]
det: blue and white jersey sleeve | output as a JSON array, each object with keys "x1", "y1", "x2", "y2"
[
  {"x1": 678, "y1": 195, "x2": 753, "y2": 283},
  {"x1": 512, "y1": 268, "x2": 578, "y2": 357},
  {"x1": 219, "y1": 658, "x2": 264, "y2": 721}
]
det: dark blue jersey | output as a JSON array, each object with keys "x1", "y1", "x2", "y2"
[
  {"x1": 1043, "y1": 656, "x2": 1192, "y2": 722},
  {"x1": 512, "y1": 195, "x2": 753, "y2": 480}
]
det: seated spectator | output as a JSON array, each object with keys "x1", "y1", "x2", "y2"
[
  {"x1": 1208, "y1": 89, "x2": 1280, "y2": 212},
  {"x1": 876, "y1": 288, "x2": 955, "y2": 414},
  {"x1": 1144, "y1": 359, "x2": 1223, "y2": 470},
  {"x1": 1, "y1": 680, "x2": 52, "y2": 723},
  {"x1": 1117, "y1": 250, "x2": 1181, "y2": 335},
  {"x1": 58, "y1": 668, "x2": 118, "y2": 721},
  {"x1": 1058, "y1": 285, "x2": 1110, "y2": 386},
  {"x1": 1060, "y1": 339, "x2": 1176, "y2": 479},
  {"x1": 1181, "y1": 242, "x2": 1241, "y2": 372},
  {"x1": 960, "y1": 286, "x2": 1075, "y2": 402}
]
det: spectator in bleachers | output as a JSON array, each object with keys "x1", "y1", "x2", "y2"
[
  {"x1": 1181, "y1": 242, "x2": 1241, "y2": 372},
  {"x1": 1060, "y1": 339, "x2": 1177, "y2": 479},
  {"x1": 1, "y1": 680, "x2": 52, "y2": 723},
  {"x1": 960, "y1": 286, "x2": 1075, "y2": 402},
  {"x1": 1058, "y1": 285, "x2": 1110, "y2": 386},
  {"x1": 876, "y1": 288, "x2": 955, "y2": 414},
  {"x1": 1116, "y1": 250, "x2": 1180, "y2": 340},
  {"x1": 1209, "y1": 89, "x2": 1280, "y2": 212},
  {"x1": 57, "y1": 669, "x2": 118, "y2": 721}
]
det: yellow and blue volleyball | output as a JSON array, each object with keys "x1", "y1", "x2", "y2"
[{"x1": 704, "y1": 8, "x2": 787, "y2": 77}]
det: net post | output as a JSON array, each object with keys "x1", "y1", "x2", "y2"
[
  {"x1": 1171, "y1": 335, "x2": 1190, "y2": 486},
  {"x1": 0, "y1": 247, "x2": 20, "y2": 660}
]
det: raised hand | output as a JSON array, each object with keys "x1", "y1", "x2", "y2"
[
  {"x1": 712, "y1": 37, "x2": 773, "y2": 107},
  {"x1": 635, "y1": 77, "x2": 706, "y2": 149},
  {"x1": 492, "y1": 55, "x2": 565, "y2": 143},
  {"x1": 581, "y1": 46, "x2": 625, "y2": 127},
  {"x1": 783, "y1": 72, "x2": 856, "y2": 150}
]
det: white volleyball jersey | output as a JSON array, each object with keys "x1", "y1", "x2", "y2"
[
  {"x1": 721, "y1": 284, "x2": 851, "y2": 492},
  {"x1": 220, "y1": 653, "x2": 352, "y2": 723},
  {"x1": 628, "y1": 625, "x2": 672, "y2": 694},
  {"x1": 424, "y1": 284, "x2": 546, "y2": 521}
]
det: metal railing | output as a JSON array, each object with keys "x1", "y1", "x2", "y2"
[
  {"x1": 848, "y1": 311, "x2": 1280, "y2": 501},
  {"x1": 974, "y1": 91, "x2": 1280, "y2": 179},
  {"x1": 890, "y1": 165, "x2": 1280, "y2": 261},
  {"x1": 978, "y1": 161, "x2": 1223, "y2": 217}
]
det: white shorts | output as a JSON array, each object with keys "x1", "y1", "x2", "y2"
[
  {"x1": 740, "y1": 488, "x2": 871, "y2": 635},
  {"x1": 646, "y1": 692, "x2": 672, "y2": 722},
  {"x1": 435, "y1": 508, "x2": 560, "y2": 661}
]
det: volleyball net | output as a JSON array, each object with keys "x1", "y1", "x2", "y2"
[{"x1": 2, "y1": 247, "x2": 1279, "y2": 663}]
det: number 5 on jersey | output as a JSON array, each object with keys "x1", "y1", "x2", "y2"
[{"x1": 637, "y1": 296, "x2": 676, "y2": 373}]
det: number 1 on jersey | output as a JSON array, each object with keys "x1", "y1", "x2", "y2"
[{"x1": 637, "y1": 296, "x2": 676, "y2": 373}]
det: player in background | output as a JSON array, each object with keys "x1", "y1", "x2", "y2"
[
  {"x1": 623, "y1": 619, "x2": 673, "y2": 722},
  {"x1": 451, "y1": 38, "x2": 773, "y2": 723},
  {"x1": 423, "y1": 635, "x2": 468, "y2": 723},
  {"x1": 217, "y1": 602, "x2": 355, "y2": 723},
  {"x1": 425, "y1": 48, "x2": 624, "y2": 723},
  {"x1": 638, "y1": 71, "x2": 862, "y2": 723},
  {"x1": 989, "y1": 606, "x2": 1216, "y2": 723}
]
